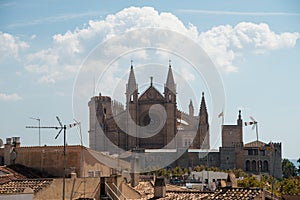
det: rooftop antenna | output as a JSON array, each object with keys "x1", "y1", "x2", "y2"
[
  {"x1": 26, "y1": 116, "x2": 79, "y2": 200},
  {"x1": 29, "y1": 117, "x2": 41, "y2": 146},
  {"x1": 245, "y1": 116, "x2": 261, "y2": 187},
  {"x1": 73, "y1": 118, "x2": 86, "y2": 198}
]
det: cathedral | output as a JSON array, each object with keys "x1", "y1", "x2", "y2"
[
  {"x1": 88, "y1": 62, "x2": 282, "y2": 178},
  {"x1": 88, "y1": 62, "x2": 209, "y2": 153}
]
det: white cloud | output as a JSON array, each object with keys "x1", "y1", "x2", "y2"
[
  {"x1": 198, "y1": 22, "x2": 299, "y2": 72},
  {"x1": 0, "y1": 32, "x2": 28, "y2": 60},
  {"x1": 0, "y1": 93, "x2": 22, "y2": 101},
  {"x1": 30, "y1": 34, "x2": 37, "y2": 39},
  {"x1": 23, "y1": 6, "x2": 300, "y2": 83},
  {"x1": 24, "y1": 6, "x2": 199, "y2": 84}
]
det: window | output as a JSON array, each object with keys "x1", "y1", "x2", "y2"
[
  {"x1": 248, "y1": 150, "x2": 252, "y2": 155},
  {"x1": 252, "y1": 160, "x2": 257, "y2": 172},
  {"x1": 88, "y1": 171, "x2": 94, "y2": 177},
  {"x1": 263, "y1": 161, "x2": 269, "y2": 172},
  {"x1": 95, "y1": 170, "x2": 101, "y2": 177},
  {"x1": 130, "y1": 95, "x2": 133, "y2": 102},
  {"x1": 248, "y1": 149, "x2": 258, "y2": 155},
  {"x1": 246, "y1": 160, "x2": 250, "y2": 171}
]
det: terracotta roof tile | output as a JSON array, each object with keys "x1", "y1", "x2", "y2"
[
  {"x1": 0, "y1": 166, "x2": 26, "y2": 184},
  {"x1": 0, "y1": 179, "x2": 53, "y2": 194}
]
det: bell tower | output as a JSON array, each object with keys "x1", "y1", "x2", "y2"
[
  {"x1": 126, "y1": 61, "x2": 138, "y2": 149},
  {"x1": 164, "y1": 61, "x2": 177, "y2": 148}
]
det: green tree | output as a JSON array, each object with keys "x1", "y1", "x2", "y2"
[
  {"x1": 193, "y1": 165, "x2": 205, "y2": 172},
  {"x1": 297, "y1": 158, "x2": 300, "y2": 176},
  {"x1": 282, "y1": 159, "x2": 297, "y2": 178},
  {"x1": 172, "y1": 166, "x2": 184, "y2": 176},
  {"x1": 279, "y1": 177, "x2": 300, "y2": 195},
  {"x1": 226, "y1": 168, "x2": 248, "y2": 178},
  {"x1": 238, "y1": 175, "x2": 260, "y2": 188}
]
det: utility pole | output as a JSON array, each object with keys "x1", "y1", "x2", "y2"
[{"x1": 26, "y1": 116, "x2": 79, "y2": 200}]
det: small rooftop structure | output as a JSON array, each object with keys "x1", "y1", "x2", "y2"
[{"x1": 187, "y1": 170, "x2": 228, "y2": 183}]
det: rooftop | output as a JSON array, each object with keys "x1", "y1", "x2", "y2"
[{"x1": 0, "y1": 179, "x2": 53, "y2": 194}]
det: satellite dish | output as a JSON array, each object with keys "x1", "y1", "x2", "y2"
[{"x1": 0, "y1": 139, "x2": 3, "y2": 147}]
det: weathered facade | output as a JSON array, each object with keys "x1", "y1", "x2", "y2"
[{"x1": 89, "y1": 63, "x2": 210, "y2": 153}]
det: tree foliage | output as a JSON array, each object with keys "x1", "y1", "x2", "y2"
[
  {"x1": 279, "y1": 177, "x2": 300, "y2": 195},
  {"x1": 237, "y1": 175, "x2": 260, "y2": 188},
  {"x1": 297, "y1": 158, "x2": 300, "y2": 176},
  {"x1": 282, "y1": 159, "x2": 297, "y2": 178}
]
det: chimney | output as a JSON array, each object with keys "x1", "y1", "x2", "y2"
[
  {"x1": 6, "y1": 138, "x2": 12, "y2": 145},
  {"x1": 154, "y1": 177, "x2": 166, "y2": 198},
  {"x1": 4, "y1": 138, "x2": 12, "y2": 165},
  {"x1": 12, "y1": 137, "x2": 21, "y2": 147}
]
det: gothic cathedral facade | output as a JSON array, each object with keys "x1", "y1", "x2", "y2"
[{"x1": 88, "y1": 63, "x2": 210, "y2": 153}]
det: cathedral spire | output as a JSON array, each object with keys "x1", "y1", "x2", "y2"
[
  {"x1": 165, "y1": 62, "x2": 176, "y2": 93},
  {"x1": 189, "y1": 99, "x2": 194, "y2": 116},
  {"x1": 237, "y1": 110, "x2": 243, "y2": 126},
  {"x1": 199, "y1": 92, "x2": 207, "y2": 116},
  {"x1": 126, "y1": 61, "x2": 138, "y2": 103},
  {"x1": 127, "y1": 61, "x2": 137, "y2": 92}
]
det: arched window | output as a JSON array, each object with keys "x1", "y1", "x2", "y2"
[
  {"x1": 130, "y1": 95, "x2": 133, "y2": 102},
  {"x1": 246, "y1": 160, "x2": 250, "y2": 171},
  {"x1": 263, "y1": 160, "x2": 269, "y2": 172},
  {"x1": 252, "y1": 160, "x2": 257, "y2": 172}
]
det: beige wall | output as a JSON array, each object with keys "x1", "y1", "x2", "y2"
[
  {"x1": 2, "y1": 145, "x2": 123, "y2": 178},
  {"x1": 34, "y1": 177, "x2": 100, "y2": 200},
  {"x1": 13, "y1": 146, "x2": 81, "y2": 177},
  {"x1": 82, "y1": 148, "x2": 111, "y2": 177}
]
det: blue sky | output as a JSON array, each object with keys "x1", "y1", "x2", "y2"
[{"x1": 0, "y1": 0, "x2": 299, "y2": 159}]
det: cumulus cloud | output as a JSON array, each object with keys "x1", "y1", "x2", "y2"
[
  {"x1": 0, "y1": 32, "x2": 28, "y2": 60},
  {"x1": 0, "y1": 93, "x2": 22, "y2": 101},
  {"x1": 198, "y1": 22, "x2": 300, "y2": 72},
  {"x1": 23, "y1": 7, "x2": 201, "y2": 84},
  {"x1": 22, "y1": 6, "x2": 299, "y2": 83}
]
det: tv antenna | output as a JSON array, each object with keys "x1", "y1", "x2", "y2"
[
  {"x1": 245, "y1": 116, "x2": 261, "y2": 187},
  {"x1": 29, "y1": 117, "x2": 41, "y2": 146},
  {"x1": 245, "y1": 116, "x2": 258, "y2": 142},
  {"x1": 26, "y1": 116, "x2": 79, "y2": 200}
]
